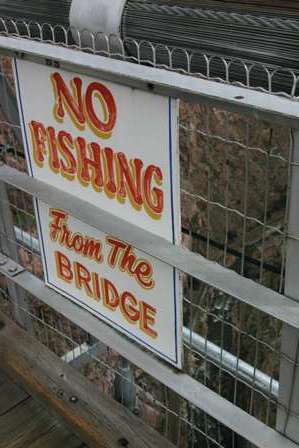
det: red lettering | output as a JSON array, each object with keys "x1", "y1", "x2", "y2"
[
  {"x1": 104, "y1": 147, "x2": 117, "y2": 195},
  {"x1": 92, "y1": 272, "x2": 101, "y2": 301},
  {"x1": 85, "y1": 81, "x2": 117, "y2": 138},
  {"x1": 106, "y1": 237, "x2": 154, "y2": 290},
  {"x1": 58, "y1": 130, "x2": 76, "y2": 178},
  {"x1": 51, "y1": 73, "x2": 85, "y2": 128},
  {"x1": 102, "y1": 278, "x2": 119, "y2": 311},
  {"x1": 119, "y1": 246, "x2": 136, "y2": 274},
  {"x1": 55, "y1": 251, "x2": 73, "y2": 283},
  {"x1": 134, "y1": 261, "x2": 155, "y2": 289},
  {"x1": 46, "y1": 126, "x2": 60, "y2": 172},
  {"x1": 106, "y1": 237, "x2": 127, "y2": 268},
  {"x1": 30, "y1": 121, "x2": 47, "y2": 168},
  {"x1": 143, "y1": 165, "x2": 164, "y2": 217},
  {"x1": 74, "y1": 261, "x2": 93, "y2": 298},
  {"x1": 140, "y1": 302, "x2": 158, "y2": 339},
  {"x1": 76, "y1": 137, "x2": 103, "y2": 191},
  {"x1": 120, "y1": 292, "x2": 140, "y2": 323},
  {"x1": 117, "y1": 154, "x2": 143, "y2": 207},
  {"x1": 49, "y1": 209, "x2": 67, "y2": 241},
  {"x1": 51, "y1": 73, "x2": 117, "y2": 138},
  {"x1": 52, "y1": 254, "x2": 158, "y2": 339}
]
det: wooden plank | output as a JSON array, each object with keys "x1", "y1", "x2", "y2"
[
  {"x1": 28, "y1": 423, "x2": 84, "y2": 448},
  {"x1": 0, "y1": 375, "x2": 29, "y2": 415},
  {"x1": 0, "y1": 311, "x2": 175, "y2": 448},
  {"x1": 0, "y1": 398, "x2": 55, "y2": 448},
  {"x1": 0, "y1": 370, "x2": 84, "y2": 448},
  {"x1": 0, "y1": 370, "x2": 7, "y2": 386},
  {"x1": 0, "y1": 396, "x2": 84, "y2": 448}
]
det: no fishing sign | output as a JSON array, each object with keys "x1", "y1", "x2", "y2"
[{"x1": 14, "y1": 59, "x2": 182, "y2": 367}]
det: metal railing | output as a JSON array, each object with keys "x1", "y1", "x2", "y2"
[
  {"x1": 11, "y1": 224, "x2": 279, "y2": 400},
  {"x1": 0, "y1": 18, "x2": 298, "y2": 448}
]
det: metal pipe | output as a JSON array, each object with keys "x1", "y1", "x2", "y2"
[
  {"x1": 183, "y1": 327, "x2": 279, "y2": 399},
  {"x1": 14, "y1": 226, "x2": 40, "y2": 253}
]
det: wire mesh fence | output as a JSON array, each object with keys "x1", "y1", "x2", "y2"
[
  {"x1": 0, "y1": 20, "x2": 298, "y2": 448},
  {"x1": 0, "y1": 51, "x2": 294, "y2": 294},
  {"x1": 0, "y1": 274, "x2": 260, "y2": 448},
  {"x1": 180, "y1": 104, "x2": 293, "y2": 294}
]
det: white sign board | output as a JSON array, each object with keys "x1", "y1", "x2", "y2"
[
  {"x1": 14, "y1": 58, "x2": 182, "y2": 367},
  {"x1": 14, "y1": 59, "x2": 180, "y2": 244},
  {"x1": 36, "y1": 201, "x2": 181, "y2": 366}
]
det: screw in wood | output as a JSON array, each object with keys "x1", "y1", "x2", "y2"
[
  {"x1": 57, "y1": 389, "x2": 64, "y2": 398},
  {"x1": 69, "y1": 396, "x2": 79, "y2": 403}
]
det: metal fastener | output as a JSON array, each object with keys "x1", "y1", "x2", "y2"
[
  {"x1": 118, "y1": 438, "x2": 129, "y2": 447},
  {"x1": 57, "y1": 389, "x2": 64, "y2": 398}
]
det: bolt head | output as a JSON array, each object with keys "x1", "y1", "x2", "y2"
[
  {"x1": 57, "y1": 389, "x2": 64, "y2": 398},
  {"x1": 118, "y1": 438, "x2": 129, "y2": 447}
]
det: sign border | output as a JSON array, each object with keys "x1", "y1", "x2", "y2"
[
  {"x1": 35, "y1": 199, "x2": 181, "y2": 367},
  {"x1": 13, "y1": 58, "x2": 181, "y2": 245},
  {"x1": 12, "y1": 57, "x2": 182, "y2": 367}
]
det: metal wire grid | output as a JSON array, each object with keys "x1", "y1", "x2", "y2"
[
  {"x1": 0, "y1": 18, "x2": 297, "y2": 99},
  {"x1": 180, "y1": 103, "x2": 293, "y2": 293},
  {"x1": 0, "y1": 52, "x2": 290, "y2": 426},
  {"x1": 0, "y1": 275, "x2": 257, "y2": 448},
  {"x1": 0, "y1": 37, "x2": 296, "y2": 445},
  {"x1": 0, "y1": 164, "x2": 283, "y2": 431},
  {"x1": 0, "y1": 170, "x2": 282, "y2": 421},
  {"x1": 0, "y1": 53, "x2": 294, "y2": 293}
]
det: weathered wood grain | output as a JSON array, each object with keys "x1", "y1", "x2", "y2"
[
  {"x1": 0, "y1": 370, "x2": 85, "y2": 448},
  {"x1": 0, "y1": 376, "x2": 28, "y2": 415},
  {"x1": 28, "y1": 422, "x2": 85, "y2": 448},
  {"x1": 0, "y1": 311, "x2": 175, "y2": 448},
  {"x1": 0, "y1": 398, "x2": 57, "y2": 448}
]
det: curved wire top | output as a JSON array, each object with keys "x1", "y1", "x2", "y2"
[{"x1": 0, "y1": 16, "x2": 298, "y2": 101}]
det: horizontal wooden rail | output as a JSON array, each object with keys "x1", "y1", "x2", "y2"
[
  {"x1": 0, "y1": 311, "x2": 175, "y2": 448},
  {"x1": 1, "y1": 164, "x2": 299, "y2": 331},
  {"x1": 0, "y1": 256, "x2": 298, "y2": 448}
]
